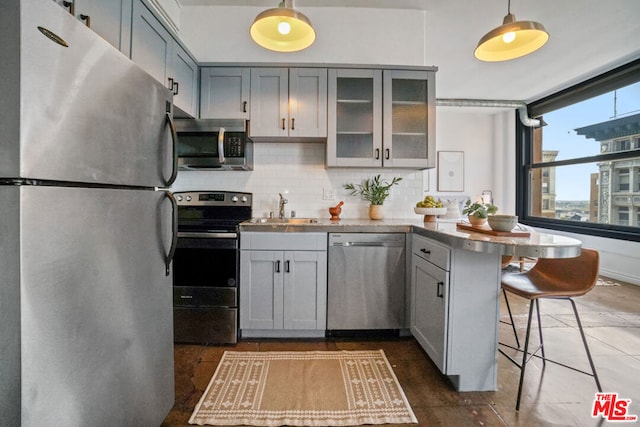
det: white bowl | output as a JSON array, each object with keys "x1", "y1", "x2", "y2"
[
  {"x1": 487, "y1": 215, "x2": 518, "y2": 232},
  {"x1": 414, "y1": 207, "x2": 447, "y2": 216}
]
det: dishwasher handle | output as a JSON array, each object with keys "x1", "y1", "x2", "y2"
[
  {"x1": 334, "y1": 241, "x2": 385, "y2": 247},
  {"x1": 332, "y1": 241, "x2": 405, "y2": 248}
]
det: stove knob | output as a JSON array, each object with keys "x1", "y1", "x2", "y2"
[
  {"x1": 185, "y1": 195, "x2": 192, "y2": 202},
  {"x1": 241, "y1": 196, "x2": 248, "y2": 203},
  {"x1": 231, "y1": 196, "x2": 239, "y2": 203},
  {"x1": 176, "y1": 195, "x2": 183, "y2": 202}
]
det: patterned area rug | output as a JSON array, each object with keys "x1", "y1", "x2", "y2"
[{"x1": 189, "y1": 350, "x2": 417, "y2": 426}]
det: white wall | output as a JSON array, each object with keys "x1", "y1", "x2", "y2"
[
  {"x1": 179, "y1": 6, "x2": 426, "y2": 66},
  {"x1": 172, "y1": 143, "x2": 426, "y2": 220}
]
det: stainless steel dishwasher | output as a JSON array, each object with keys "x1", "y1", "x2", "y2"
[{"x1": 327, "y1": 233, "x2": 406, "y2": 333}]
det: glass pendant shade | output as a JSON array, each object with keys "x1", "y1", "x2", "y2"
[
  {"x1": 474, "y1": 12, "x2": 549, "y2": 62},
  {"x1": 250, "y1": 1, "x2": 316, "y2": 52}
]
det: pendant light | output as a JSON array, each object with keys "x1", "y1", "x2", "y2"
[
  {"x1": 250, "y1": 0, "x2": 316, "y2": 53},
  {"x1": 474, "y1": 0, "x2": 549, "y2": 62}
]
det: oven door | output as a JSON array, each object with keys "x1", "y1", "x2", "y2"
[
  {"x1": 172, "y1": 233, "x2": 239, "y2": 344},
  {"x1": 173, "y1": 233, "x2": 238, "y2": 288}
]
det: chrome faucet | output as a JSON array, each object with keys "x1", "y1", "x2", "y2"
[{"x1": 278, "y1": 193, "x2": 288, "y2": 219}]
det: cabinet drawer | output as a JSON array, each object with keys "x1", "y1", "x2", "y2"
[
  {"x1": 412, "y1": 234, "x2": 450, "y2": 270},
  {"x1": 241, "y1": 232, "x2": 327, "y2": 251}
]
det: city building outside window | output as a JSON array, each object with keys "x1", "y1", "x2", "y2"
[{"x1": 518, "y1": 59, "x2": 640, "y2": 240}]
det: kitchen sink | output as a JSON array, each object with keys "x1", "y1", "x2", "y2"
[{"x1": 252, "y1": 217, "x2": 319, "y2": 224}]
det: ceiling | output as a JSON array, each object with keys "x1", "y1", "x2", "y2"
[{"x1": 179, "y1": 0, "x2": 640, "y2": 103}]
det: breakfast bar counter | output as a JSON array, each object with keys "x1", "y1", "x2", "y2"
[{"x1": 240, "y1": 218, "x2": 582, "y2": 259}]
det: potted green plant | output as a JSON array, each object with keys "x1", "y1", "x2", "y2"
[
  {"x1": 344, "y1": 174, "x2": 402, "y2": 220},
  {"x1": 462, "y1": 200, "x2": 498, "y2": 226}
]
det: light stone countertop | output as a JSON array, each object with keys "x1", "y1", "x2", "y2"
[{"x1": 239, "y1": 217, "x2": 582, "y2": 259}]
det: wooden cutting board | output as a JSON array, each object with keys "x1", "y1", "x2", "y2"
[{"x1": 456, "y1": 222, "x2": 531, "y2": 237}]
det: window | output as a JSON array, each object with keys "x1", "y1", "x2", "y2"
[
  {"x1": 616, "y1": 168, "x2": 630, "y2": 192},
  {"x1": 614, "y1": 139, "x2": 631, "y2": 151},
  {"x1": 618, "y1": 207, "x2": 630, "y2": 225},
  {"x1": 517, "y1": 59, "x2": 640, "y2": 241}
]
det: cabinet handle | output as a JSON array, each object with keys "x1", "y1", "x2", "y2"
[
  {"x1": 375, "y1": 148, "x2": 380, "y2": 160},
  {"x1": 291, "y1": 118, "x2": 295, "y2": 130},
  {"x1": 275, "y1": 260, "x2": 281, "y2": 273},
  {"x1": 385, "y1": 148, "x2": 390, "y2": 160},
  {"x1": 243, "y1": 101, "x2": 247, "y2": 113},
  {"x1": 167, "y1": 77, "x2": 174, "y2": 91},
  {"x1": 282, "y1": 118, "x2": 286, "y2": 130},
  {"x1": 62, "y1": 1, "x2": 74, "y2": 15},
  {"x1": 79, "y1": 14, "x2": 91, "y2": 28},
  {"x1": 420, "y1": 248, "x2": 431, "y2": 255},
  {"x1": 285, "y1": 260, "x2": 290, "y2": 273},
  {"x1": 173, "y1": 81, "x2": 179, "y2": 96},
  {"x1": 437, "y1": 281, "x2": 444, "y2": 298}
]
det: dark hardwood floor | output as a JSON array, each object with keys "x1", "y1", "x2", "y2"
[{"x1": 162, "y1": 278, "x2": 640, "y2": 426}]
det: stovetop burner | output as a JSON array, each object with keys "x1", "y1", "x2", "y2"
[{"x1": 174, "y1": 191, "x2": 252, "y2": 233}]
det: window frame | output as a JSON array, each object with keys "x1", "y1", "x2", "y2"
[{"x1": 516, "y1": 58, "x2": 640, "y2": 242}]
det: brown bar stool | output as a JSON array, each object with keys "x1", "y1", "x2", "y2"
[{"x1": 499, "y1": 248, "x2": 603, "y2": 410}]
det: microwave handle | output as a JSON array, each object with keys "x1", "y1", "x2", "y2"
[{"x1": 218, "y1": 127, "x2": 226, "y2": 165}]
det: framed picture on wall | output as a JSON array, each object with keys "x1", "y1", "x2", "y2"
[{"x1": 437, "y1": 151, "x2": 464, "y2": 192}]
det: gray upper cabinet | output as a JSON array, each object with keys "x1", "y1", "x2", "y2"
[
  {"x1": 250, "y1": 68, "x2": 327, "y2": 140},
  {"x1": 200, "y1": 68, "x2": 251, "y2": 119},
  {"x1": 383, "y1": 70, "x2": 436, "y2": 168},
  {"x1": 53, "y1": 0, "x2": 132, "y2": 52},
  {"x1": 327, "y1": 68, "x2": 436, "y2": 169},
  {"x1": 131, "y1": 0, "x2": 197, "y2": 117},
  {"x1": 327, "y1": 69, "x2": 383, "y2": 167},
  {"x1": 172, "y1": 45, "x2": 198, "y2": 117}
]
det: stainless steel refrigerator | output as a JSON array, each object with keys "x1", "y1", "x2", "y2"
[{"x1": 0, "y1": 1, "x2": 178, "y2": 425}]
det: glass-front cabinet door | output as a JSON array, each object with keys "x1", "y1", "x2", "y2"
[
  {"x1": 327, "y1": 68, "x2": 436, "y2": 168},
  {"x1": 383, "y1": 70, "x2": 436, "y2": 168},
  {"x1": 327, "y1": 69, "x2": 383, "y2": 167}
]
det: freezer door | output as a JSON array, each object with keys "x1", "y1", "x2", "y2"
[
  {"x1": 18, "y1": 186, "x2": 175, "y2": 426},
  {"x1": 0, "y1": 0, "x2": 175, "y2": 187},
  {"x1": 0, "y1": 187, "x2": 21, "y2": 424}
]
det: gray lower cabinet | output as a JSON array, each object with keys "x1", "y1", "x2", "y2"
[
  {"x1": 240, "y1": 232, "x2": 327, "y2": 338},
  {"x1": 410, "y1": 233, "x2": 501, "y2": 391},
  {"x1": 410, "y1": 236, "x2": 450, "y2": 372}
]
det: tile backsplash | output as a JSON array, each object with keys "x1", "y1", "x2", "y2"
[{"x1": 172, "y1": 142, "x2": 435, "y2": 220}]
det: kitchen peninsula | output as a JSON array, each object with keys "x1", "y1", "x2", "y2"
[{"x1": 239, "y1": 219, "x2": 582, "y2": 391}]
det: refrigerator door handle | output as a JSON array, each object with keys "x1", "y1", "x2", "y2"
[
  {"x1": 218, "y1": 127, "x2": 226, "y2": 165},
  {"x1": 165, "y1": 191, "x2": 178, "y2": 276},
  {"x1": 165, "y1": 112, "x2": 178, "y2": 186}
]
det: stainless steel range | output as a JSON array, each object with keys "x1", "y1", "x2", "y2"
[{"x1": 172, "y1": 191, "x2": 252, "y2": 344}]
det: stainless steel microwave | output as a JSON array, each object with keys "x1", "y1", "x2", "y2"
[{"x1": 175, "y1": 119, "x2": 253, "y2": 171}]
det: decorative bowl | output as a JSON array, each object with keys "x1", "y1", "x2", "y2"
[
  {"x1": 487, "y1": 214, "x2": 518, "y2": 232},
  {"x1": 414, "y1": 207, "x2": 447, "y2": 222}
]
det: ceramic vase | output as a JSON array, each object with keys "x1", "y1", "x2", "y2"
[
  {"x1": 468, "y1": 215, "x2": 487, "y2": 226},
  {"x1": 369, "y1": 204, "x2": 384, "y2": 220}
]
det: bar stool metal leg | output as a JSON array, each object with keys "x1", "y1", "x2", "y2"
[
  {"x1": 515, "y1": 300, "x2": 537, "y2": 411},
  {"x1": 570, "y1": 298, "x2": 602, "y2": 392},
  {"x1": 535, "y1": 299, "x2": 545, "y2": 365},
  {"x1": 502, "y1": 289, "x2": 520, "y2": 348}
]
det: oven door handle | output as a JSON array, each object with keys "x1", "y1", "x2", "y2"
[
  {"x1": 177, "y1": 232, "x2": 238, "y2": 239},
  {"x1": 218, "y1": 127, "x2": 226, "y2": 165},
  {"x1": 165, "y1": 191, "x2": 179, "y2": 276}
]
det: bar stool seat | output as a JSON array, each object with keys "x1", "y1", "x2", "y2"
[{"x1": 499, "y1": 248, "x2": 602, "y2": 410}]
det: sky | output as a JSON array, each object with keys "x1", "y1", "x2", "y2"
[{"x1": 541, "y1": 81, "x2": 640, "y2": 200}]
